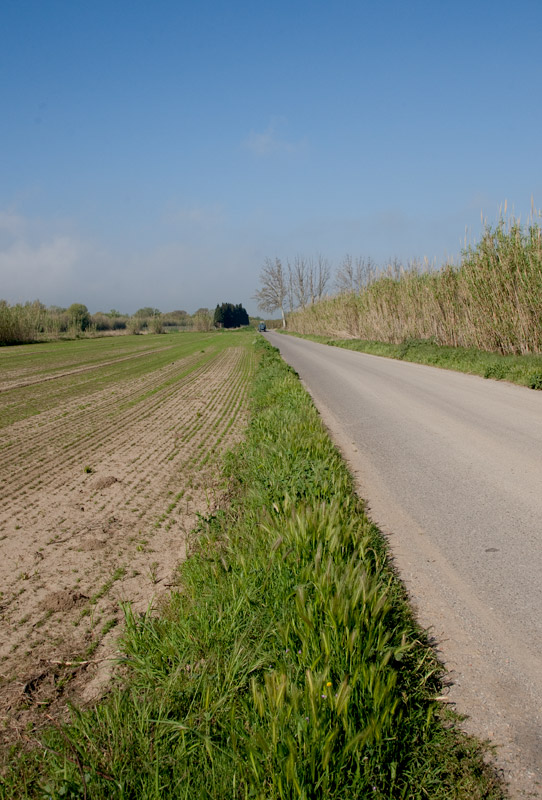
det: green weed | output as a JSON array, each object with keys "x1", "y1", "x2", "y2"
[{"x1": 0, "y1": 339, "x2": 503, "y2": 799}]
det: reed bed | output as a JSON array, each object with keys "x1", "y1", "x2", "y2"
[
  {"x1": 0, "y1": 302, "x2": 114, "y2": 345},
  {"x1": 287, "y1": 218, "x2": 542, "y2": 355},
  {"x1": 0, "y1": 301, "x2": 41, "y2": 345},
  {"x1": 0, "y1": 303, "x2": 218, "y2": 346}
]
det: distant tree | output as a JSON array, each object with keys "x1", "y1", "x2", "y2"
[
  {"x1": 253, "y1": 258, "x2": 288, "y2": 327},
  {"x1": 68, "y1": 303, "x2": 91, "y2": 331},
  {"x1": 213, "y1": 302, "x2": 249, "y2": 328},
  {"x1": 308, "y1": 255, "x2": 331, "y2": 304},
  {"x1": 134, "y1": 307, "x2": 160, "y2": 318},
  {"x1": 287, "y1": 255, "x2": 331, "y2": 309},
  {"x1": 127, "y1": 317, "x2": 143, "y2": 334},
  {"x1": 289, "y1": 256, "x2": 309, "y2": 310},
  {"x1": 149, "y1": 315, "x2": 164, "y2": 334},
  {"x1": 91, "y1": 312, "x2": 112, "y2": 331},
  {"x1": 193, "y1": 308, "x2": 213, "y2": 331},
  {"x1": 161, "y1": 310, "x2": 189, "y2": 328},
  {"x1": 335, "y1": 256, "x2": 377, "y2": 294},
  {"x1": 235, "y1": 303, "x2": 249, "y2": 326}
]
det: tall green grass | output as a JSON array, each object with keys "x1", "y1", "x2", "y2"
[
  {"x1": 288, "y1": 217, "x2": 542, "y2": 355},
  {"x1": 0, "y1": 339, "x2": 503, "y2": 799}
]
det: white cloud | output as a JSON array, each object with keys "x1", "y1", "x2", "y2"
[
  {"x1": 0, "y1": 208, "x2": 89, "y2": 304},
  {"x1": 0, "y1": 236, "x2": 84, "y2": 300},
  {"x1": 243, "y1": 120, "x2": 307, "y2": 157},
  {"x1": 164, "y1": 204, "x2": 226, "y2": 229},
  {"x1": 0, "y1": 207, "x2": 260, "y2": 314},
  {"x1": 0, "y1": 210, "x2": 26, "y2": 236}
]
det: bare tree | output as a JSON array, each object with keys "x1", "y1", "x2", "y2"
[
  {"x1": 289, "y1": 255, "x2": 309, "y2": 310},
  {"x1": 335, "y1": 255, "x2": 377, "y2": 294},
  {"x1": 282, "y1": 254, "x2": 332, "y2": 310},
  {"x1": 287, "y1": 263, "x2": 295, "y2": 313},
  {"x1": 253, "y1": 257, "x2": 288, "y2": 327},
  {"x1": 308, "y1": 255, "x2": 331, "y2": 303}
]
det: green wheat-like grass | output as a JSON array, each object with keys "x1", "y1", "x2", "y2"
[{"x1": 0, "y1": 339, "x2": 503, "y2": 799}]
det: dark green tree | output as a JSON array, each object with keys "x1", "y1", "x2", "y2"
[{"x1": 213, "y1": 302, "x2": 249, "y2": 328}]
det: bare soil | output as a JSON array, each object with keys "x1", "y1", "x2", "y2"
[{"x1": 0, "y1": 343, "x2": 253, "y2": 745}]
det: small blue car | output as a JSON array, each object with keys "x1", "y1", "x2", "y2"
[{"x1": 258, "y1": 322, "x2": 267, "y2": 332}]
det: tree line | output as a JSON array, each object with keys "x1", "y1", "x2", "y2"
[
  {"x1": 0, "y1": 302, "x2": 234, "y2": 346},
  {"x1": 253, "y1": 254, "x2": 382, "y2": 327},
  {"x1": 213, "y1": 302, "x2": 249, "y2": 328}
]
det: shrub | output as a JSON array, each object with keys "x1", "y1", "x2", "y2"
[
  {"x1": 67, "y1": 303, "x2": 91, "y2": 331},
  {"x1": 149, "y1": 316, "x2": 164, "y2": 334}
]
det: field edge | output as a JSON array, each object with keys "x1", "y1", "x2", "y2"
[{"x1": 0, "y1": 337, "x2": 505, "y2": 799}]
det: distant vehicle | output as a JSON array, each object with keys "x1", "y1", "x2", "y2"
[{"x1": 258, "y1": 322, "x2": 267, "y2": 332}]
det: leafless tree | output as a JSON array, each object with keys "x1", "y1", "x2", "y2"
[
  {"x1": 335, "y1": 255, "x2": 377, "y2": 294},
  {"x1": 253, "y1": 257, "x2": 288, "y2": 327},
  {"x1": 288, "y1": 254, "x2": 331, "y2": 309},
  {"x1": 308, "y1": 255, "x2": 331, "y2": 303},
  {"x1": 289, "y1": 255, "x2": 309, "y2": 310}
]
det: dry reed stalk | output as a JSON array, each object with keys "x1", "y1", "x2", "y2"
[{"x1": 287, "y1": 217, "x2": 542, "y2": 355}]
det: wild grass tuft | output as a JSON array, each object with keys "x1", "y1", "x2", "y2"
[{"x1": 0, "y1": 339, "x2": 504, "y2": 798}]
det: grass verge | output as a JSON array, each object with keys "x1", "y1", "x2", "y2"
[
  {"x1": 0, "y1": 338, "x2": 504, "y2": 799},
  {"x1": 281, "y1": 331, "x2": 542, "y2": 390}
]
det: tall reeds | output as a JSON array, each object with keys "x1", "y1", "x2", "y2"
[
  {"x1": 0, "y1": 301, "x2": 40, "y2": 345},
  {"x1": 288, "y1": 217, "x2": 542, "y2": 355}
]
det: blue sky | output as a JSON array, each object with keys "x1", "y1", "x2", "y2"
[{"x1": 1, "y1": 0, "x2": 541, "y2": 315}]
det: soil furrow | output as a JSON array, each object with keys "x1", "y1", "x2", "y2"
[
  {"x1": 0, "y1": 352, "x2": 216, "y2": 505},
  {"x1": 0, "y1": 345, "x2": 175, "y2": 392},
  {"x1": 0, "y1": 336, "x2": 253, "y2": 745}
]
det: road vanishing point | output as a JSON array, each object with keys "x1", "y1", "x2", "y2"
[{"x1": 269, "y1": 332, "x2": 542, "y2": 799}]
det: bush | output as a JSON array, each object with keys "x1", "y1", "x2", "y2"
[
  {"x1": 127, "y1": 318, "x2": 143, "y2": 335},
  {"x1": 149, "y1": 316, "x2": 164, "y2": 334},
  {"x1": 68, "y1": 303, "x2": 91, "y2": 331},
  {"x1": 91, "y1": 313, "x2": 113, "y2": 331}
]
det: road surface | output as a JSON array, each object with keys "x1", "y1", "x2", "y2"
[{"x1": 268, "y1": 331, "x2": 542, "y2": 798}]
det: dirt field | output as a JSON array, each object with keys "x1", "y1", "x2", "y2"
[{"x1": 0, "y1": 332, "x2": 255, "y2": 744}]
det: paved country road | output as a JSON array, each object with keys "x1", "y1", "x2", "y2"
[{"x1": 268, "y1": 331, "x2": 542, "y2": 798}]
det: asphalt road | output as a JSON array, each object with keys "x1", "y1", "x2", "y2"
[{"x1": 267, "y1": 331, "x2": 542, "y2": 797}]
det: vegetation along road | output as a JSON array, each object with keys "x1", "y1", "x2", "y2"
[{"x1": 269, "y1": 330, "x2": 542, "y2": 797}]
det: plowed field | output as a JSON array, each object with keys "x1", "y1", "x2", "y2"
[{"x1": 0, "y1": 331, "x2": 255, "y2": 742}]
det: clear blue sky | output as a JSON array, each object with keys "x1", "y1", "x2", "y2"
[{"x1": 1, "y1": 0, "x2": 541, "y2": 315}]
